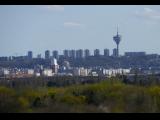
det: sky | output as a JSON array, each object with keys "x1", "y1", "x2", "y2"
[{"x1": 0, "y1": 5, "x2": 160, "y2": 57}]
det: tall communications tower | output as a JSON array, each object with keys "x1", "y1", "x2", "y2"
[{"x1": 113, "y1": 27, "x2": 121, "y2": 57}]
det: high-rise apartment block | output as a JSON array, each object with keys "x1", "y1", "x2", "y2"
[
  {"x1": 76, "y1": 49, "x2": 83, "y2": 59},
  {"x1": 84, "y1": 49, "x2": 90, "y2": 58},
  {"x1": 94, "y1": 49, "x2": 100, "y2": 57},
  {"x1": 69, "y1": 50, "x2": 76, "y2": 59},
  {"x1": 113, "y1": 48, "x2": 118, "y2": 57},
  {"x1": 45, "y1": 50, "x2": 50, "y2": 59},
  {"x1": 27, "y1": 51, "x2": 33, "y2": 59},
  {"x1": 104, "y1": 49, "x2": 109, "y2": 56},
  {"x1": 63, "y1": 50, "x2": 69, "y2": 58},
  {"x1": 52, "y1": 50, "x2": 59, "y2": 59}
]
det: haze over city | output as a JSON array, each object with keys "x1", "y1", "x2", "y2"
[{"x1": 0, "y1": 5, "x2": 160, "y2": 57}]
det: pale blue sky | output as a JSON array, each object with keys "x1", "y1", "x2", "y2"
[{"x1": 0, "y1": 5, "x2": 160, "y2": 57}]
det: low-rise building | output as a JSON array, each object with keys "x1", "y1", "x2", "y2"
[
  {"x1": 43, "y1": 69, "x2": 53, "y2": 77},
  {"x1": 27, "y1": 69, "x2": 34, "y2": 75},
  {"x1": 103, "y1": 68, "x2": 131, "y2": 76},
  {"x1": 91, "y1": 71, "x2": 98, "y2": 76},
  {"x1": 73, "y1": 67, "x2": 89, "y2": 76}
]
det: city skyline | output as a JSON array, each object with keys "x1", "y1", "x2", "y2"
[
  {"x1": 0, "y1": 5, "x2": 160, "y2": 57},
  {"x1": 0, "y1": 48, "x2": 147, "y2": 58}
]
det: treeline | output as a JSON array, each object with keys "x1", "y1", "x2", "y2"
[
  {"x1": 1, "y1": 74, "x2": 160, "y2": 89},
  {"x1": 122, "y1": 74, "x2": 160, "y2": 86},
  {"x1": 0, "y1": 76, "x2": 105, "y2": 89},
  {"x1": 1, "y1": 78, "x2": 160, "y2": 112}
]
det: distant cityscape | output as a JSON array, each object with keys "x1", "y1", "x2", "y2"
[{"x1": 0, "y1": 29, "x2": 160, "y2": 78}]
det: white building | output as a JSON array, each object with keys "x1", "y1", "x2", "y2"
[
  {"x1": 51, "y1": 58, "x2": 59, "y2": 74},
  {"x1": 0, "y1": 68, "x2": 10, "y2": 76},
  {"x1": 3, "y1": 69, "x2": 10, "y2": 75},
  {"x1": 43, "y1": 69, "x2": 53, "y2": 77},
  {"x1": 73, "y1": 68, "x2": 81, "y2": 76},
  {"x1": 27, "y1": 69, "x2": 34, "y2": 75},
  {"x1": 80, "y1": 68, "x2": 88, "y2": 76},
  {"x1": 73, "y1": 67, "x2": 89, "y2": 76},
  {"x1": 91, "y1": 71, "x2": 98, "y2": 76},
  {"x1": 103, "y1": 68, "x2": 131, "y2": 76},
  {"x1": 35, "y1": 73, "x2": 41, "y2": 77}
]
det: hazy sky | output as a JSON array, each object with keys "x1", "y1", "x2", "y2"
[{"x1": 0, "y1": 5, "x2": 160, "y2": 57}]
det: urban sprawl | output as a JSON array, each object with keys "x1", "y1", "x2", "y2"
[{"x1": 0, "y1": 30, "x2": 160, "y2": 78}]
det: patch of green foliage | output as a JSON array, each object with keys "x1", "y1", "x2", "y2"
[{"x1": 1, "y1": 77, "x2": 160, "y2": 112}]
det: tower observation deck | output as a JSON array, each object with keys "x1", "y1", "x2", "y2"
[{"x1": 113, "y1": 27, "x2": 121, "y2": 57}]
